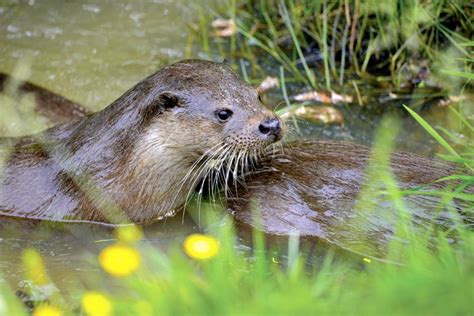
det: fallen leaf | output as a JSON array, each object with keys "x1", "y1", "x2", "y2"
[
  {"x1": 437, "y1": 95, "x2": 466, "y2": 107},
  {"x1": 281, "y1": 106, "x2": 344, "y2": 125},
  {"x1": 293, "y1": 90, "x2": 353, "y2": 104},
  {"x1": 256, "y1": 76, "x2": 279, "y2": 93},
  {"x1": 212, "y1": 19, "x2": 236, "y2": 37}
]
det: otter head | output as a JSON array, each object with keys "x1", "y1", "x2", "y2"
[
  {"x1": 116, "y1": 59, "x2": 283, "y2": 221},
  {"x1": 141, "y1": 60, "x2": 282, "y2": 156}
]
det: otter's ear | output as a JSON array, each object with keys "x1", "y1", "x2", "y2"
[
  {"x1": 156, "y1": 91, "x2": 180, "y2": 109},
  {"x1": 141, "y1": 92, "x2": 180, "y2": 120}
]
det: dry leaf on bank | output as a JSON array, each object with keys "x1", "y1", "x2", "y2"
[
  {"x1": 281, "y1": 106, "x2": 344, "y2": 125},
  {"x1": 212, "y1": 19, "x2": 236, "y2": 37},
  {"x1": 293, "y1": 90, "x2": 353, "y2": 104},
  {"x1": 257, "y1": 76, "x2": 279, "y2": 93}
]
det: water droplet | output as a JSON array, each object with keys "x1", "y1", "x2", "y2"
[{"x1": 82, "y1": 4, "x2": 101, "y2": 14}]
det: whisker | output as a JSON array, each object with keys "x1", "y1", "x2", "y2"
[
  {"x1": 208, "y1": 145, "x2": 233, "y2": 203},
  {"x1": 224, "y1": 145, "x2": 238, "y2": 199},
  {"x1": 187, "y1": 143, "x2": 232, "y2": 207},
  {"x1": 173, "y1": 142, "x2": 226, "y2": 222},
  {"x1": 233, "y1": 149, "x2": 244, "y2": 193}
]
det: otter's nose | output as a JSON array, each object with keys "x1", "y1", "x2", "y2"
[{"x1": 258, "y1": 118, "x2": 281, "y2": 138}]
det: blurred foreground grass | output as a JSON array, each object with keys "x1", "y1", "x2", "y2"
[
  {"x1": 2, "y1": 210, "x2": 473, "y2": 315},
  {"x1": 2, "y1": 103, "x2": 473, "y2": 315}
]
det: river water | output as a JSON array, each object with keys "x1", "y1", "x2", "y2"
[{"x1": 0, "y1": 0, "x2": 220, "y2": 110}]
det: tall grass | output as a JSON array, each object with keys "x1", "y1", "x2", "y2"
[{"x1": 198, "y1": 0, "x2": 472, "y2": 94}]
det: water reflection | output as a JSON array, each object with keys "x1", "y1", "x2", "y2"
[
  {"x1": 0, "y1": 214, "x2": 201, "y2": 290},
  {"x1": 0, "y1": 0, "x2": 217, "y2": 110}
]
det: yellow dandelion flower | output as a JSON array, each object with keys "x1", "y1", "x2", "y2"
[
  {"x1": 22, "y1": 248, "x2": 49, "y2": 285},
  {"x1": 82, "y1": 291, "x2": 112, "y2": 316},
  {"x1": 32, "y1": 305, "x2": 62, "y2": 316},
  {"x1": 115, "y1": 225, "x2": 143, "y2": 244},
  {"x1": 363, "y1": 257, "x2": 372, "y2": 264},
  {"x1": 183, "y1": 234, "x2": 220, "y2": 260},
  {"x1": 99, "y1": 243, "x2": 141, "y2": 277}
]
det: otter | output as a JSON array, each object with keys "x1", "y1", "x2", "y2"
[
  {"x1": 0, "y1": 60, "x2": 282, "y2": 224},
  {"x1": 0, "y1": 72, "x2": 90, "y2": 125},
  {"x1": 228, "y1": 141, "x2": 471, "y2": 258},
  {"x1": 1, "y1": 62, "x2": 468, "y2": 259}
]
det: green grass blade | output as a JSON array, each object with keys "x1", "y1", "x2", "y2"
[
  {"x1": 441, "y1": 70, "x2": 474, "y2": 80},
  {"x1": 279, "y1": 0, "x2": 316, "y2": 88},
  {"x1": 403, "y1": 105, "x2": 460, "y2": 158}
]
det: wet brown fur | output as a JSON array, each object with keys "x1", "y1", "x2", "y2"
[
  {"x1": 0, "y1": 60, "x2": 278, "y2": 224},
  {"x1": 229, "y1": 140, "x2": 471, "y2": 257}
]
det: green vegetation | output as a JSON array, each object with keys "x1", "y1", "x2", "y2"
[{"x1": 196, "y1": 0, "x2": 472, "y2": 92}]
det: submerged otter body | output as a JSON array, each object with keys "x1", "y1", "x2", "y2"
[
  {"x1": 0, "y1": 72, "x2": 90, "y2": 125},
  {"x1": 0, "y1": 62, "x2": 468, "y2": 258},
  {"x1": 0, "y1": 60, "x2": 281, "y2": 224},
  {"x1": 229, "y1": 141, "x2": 470, "y2": 257}
]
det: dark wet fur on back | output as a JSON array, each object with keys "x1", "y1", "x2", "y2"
[{"x1": 229, "y1": 140, "x2": 472, "y2": 258}]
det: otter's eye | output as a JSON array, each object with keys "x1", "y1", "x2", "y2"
[{"x1": 216, "y1": 109, "x2": 233, "y2": 122}]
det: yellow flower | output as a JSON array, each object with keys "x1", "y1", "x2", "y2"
[
  {"x1": 22, "y1": 248, "x2": 49, "y2": 285},
  {"x1": 32, "y1": 305, "x2": 62, "y2": 316},
  {"x1": 82, "y1": 291, "x2": 112, "y2": 316},
  {"x1": 115, "y1": 225, "x2": 143, "y2": 244},
  {"x1": 183, "y1": 234, "x2": 220, "y2": 260},
  {"x1": 99, "y1": 243, "x2": 141, "y2": 277}
]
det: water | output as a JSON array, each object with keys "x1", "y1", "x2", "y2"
[
  {"x1": 0, "y1": 0, "x2": 227, "y2": 294},
  {"x1": 0, "y1": 214, "x2": 204, "y2": 291},
  {"x1": 0, "y1": 0, "x2": 216, "y2": 111}
]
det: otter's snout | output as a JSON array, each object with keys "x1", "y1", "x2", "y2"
[{"x1": 258, "y1": 118, "x2": 281, "y2": 140}]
